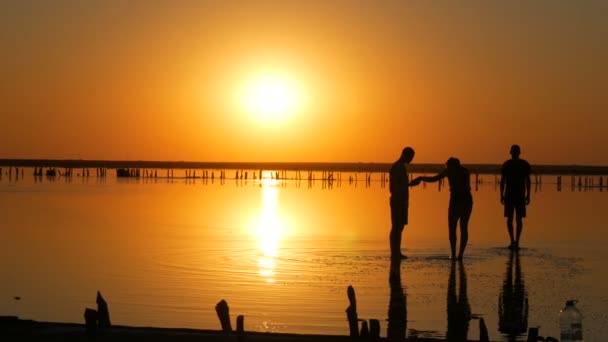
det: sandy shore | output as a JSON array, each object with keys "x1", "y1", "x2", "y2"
[{"x1": 1, "y1": 317, "x2": 482, "y2": 342}]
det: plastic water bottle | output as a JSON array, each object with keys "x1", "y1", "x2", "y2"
[{"x1": 560, "y1": 300, "x2": 583, "y2": 342}]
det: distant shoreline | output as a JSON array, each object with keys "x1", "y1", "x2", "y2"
[{"x1": 1, "y1": 159, "x2": 607, "y2": 175}]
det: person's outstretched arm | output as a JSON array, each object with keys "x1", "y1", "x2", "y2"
[{"x1": 417, "y1": 169, "x2": 447, "y2": 183}]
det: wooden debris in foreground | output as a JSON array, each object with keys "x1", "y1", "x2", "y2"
[
  {"x1": 215, "y1": 299, "x2": 232, "y2": 333},
  {"x1": 96, "y1": 291, "x2": 111, "y2": 328},
  {"x1": 345, "y1": 285, "x2": 358, "y2": 338}
]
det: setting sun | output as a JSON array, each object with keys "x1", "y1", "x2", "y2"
[{"x1": 240, "y1": 72, "x2": 303, "y2": 122}]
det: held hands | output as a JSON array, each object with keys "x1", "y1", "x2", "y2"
[{"x1": 409, "y1": 177, "x2": 422, "y2": 186}]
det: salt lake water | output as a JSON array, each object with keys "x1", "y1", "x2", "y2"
[{"x1": 1, "y1": 169, "x2": 607, "y2": 341}]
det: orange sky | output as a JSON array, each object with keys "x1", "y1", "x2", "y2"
[{"x1": 1, "y1": 1, "x2": 607, "y2": 165}]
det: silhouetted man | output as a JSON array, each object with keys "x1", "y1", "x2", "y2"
[
  {"x1": 389, "y1": 147, "x2": 420, "y2": 260},
  {"x1": 500, "y1": 145, "x2": 531, "y2": 250}
]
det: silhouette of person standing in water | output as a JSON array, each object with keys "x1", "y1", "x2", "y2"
[
  {"x1": 500, "y1": 145, "x2": 531, "y2": 250},
  {"x1": 414, "y1": 158, "x2": 473, "y2": 260},
  {"x1": 389, "y1": 147, "x2": 420, "y2": 261}
]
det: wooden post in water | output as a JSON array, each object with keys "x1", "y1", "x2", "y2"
[
  {"x1": 369, "y1": 319, "x2": 380, "y2": 340},
  {"x1": 346, "y1": 285, "x2": 359, "y2": 338},
  {"x1": 359, "y1": 320, "x2": 368, "y2": 337},
  {"x1": 215, "y1": 299, "x2": 232, "y2": 333},
  {"x1": 479, "y1": 317, "x2": 489, "y2": 342},
  {"x1": 84, "y1": 308, "x2": 98, "y2": 339},
  {"x1": 236, "y1": 315, "x2": 245, "y2": 342},
  {"x1": 571, "y1": 175, "x2": 576, "y2": 188},
  {"x1": 96, "y1": 291, "x2": 111, "y2": 328},
  {"x1": 526, "y1": 327, "x2": 540, "y2": 342}
]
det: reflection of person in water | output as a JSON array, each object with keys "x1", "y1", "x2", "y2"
[
  {"x1": 498, "y1": 251, "x2": 528, "y2": 341},
  {"x1": 446, "y1": 261, "x2": 471, "y2": 341},
  {"x1": 388, "y1": 259, "x2": 407, "y2": 341}
]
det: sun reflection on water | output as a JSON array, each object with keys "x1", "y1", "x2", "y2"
[{"x1": 254, "y1": 172, "x2": 286, "y2": 283}]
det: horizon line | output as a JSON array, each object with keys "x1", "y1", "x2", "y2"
[{"x1": 1, "y1": 159, "x2": 608, "y2": 175}]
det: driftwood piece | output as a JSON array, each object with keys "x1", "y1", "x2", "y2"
[
  {"x1": 237, "y1": 315, "x2": 245, "y2": 342},
  {"x1": 84, "y1": 308, "x2": 98, "y2": 338},
  {"x1": 526, "y1": 327, "x2": 539, "y2": 342},
  {"x1": 215, "y1": 299, "x2": 232, "y2": 333},
  {"x1": 479, "y1": 318, "x2": 490, "y2": 342},
  {"x1": 237, "y1": 315, "x2": 244, "y2": 333},
  {"x1": 345, "y1": 285, "x2": 358, "y2": 338},
  {"x1": 369, "y1": 319, "x2": 380, "y2": 340},
  {"x1": 527, "y1": 327, "x2": 558, "y2": 342},
  {"x1": 359, "y1": 320, "x2": 369, "y2": 337},
  {"x1": 96, "y1": 291, "x2": 111, "y2": 328}
]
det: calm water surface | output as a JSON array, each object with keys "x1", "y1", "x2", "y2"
[{"x1": 1, "y1": 169, "x2": 607, "y2": 341}]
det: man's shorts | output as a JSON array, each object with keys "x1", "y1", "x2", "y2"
[
  {"x1": 504, "y1": 200, "x2": 526, "y2": 218},
  {"x1": 390, "y1": 198, "x2": 408, "y2": 227}
]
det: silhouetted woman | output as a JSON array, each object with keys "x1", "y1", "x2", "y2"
[{"x1": 415, "y1": 157, "x2": 473, "y2": 260}]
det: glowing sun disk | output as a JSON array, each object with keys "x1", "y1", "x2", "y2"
[{"x1": 241, "y1": 73, "x2": 301, "y2": 122}]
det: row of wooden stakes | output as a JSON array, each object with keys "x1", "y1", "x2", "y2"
[{"x1": 82, "y1": 287, "x2": 558, "y2": 341}]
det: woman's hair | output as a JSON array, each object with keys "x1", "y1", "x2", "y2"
[{"x1": 446, "y1": 157, "x2": 460, "y2": 168}]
